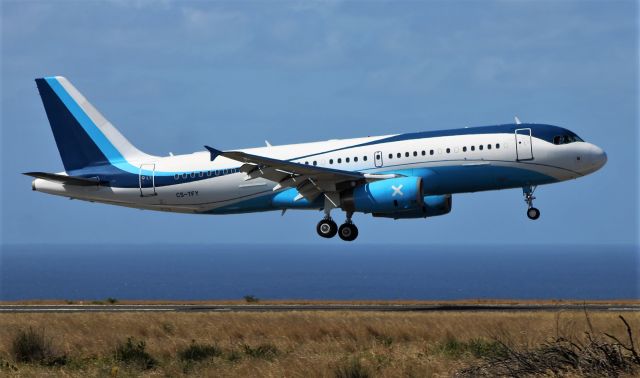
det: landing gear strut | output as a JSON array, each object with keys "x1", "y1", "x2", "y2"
[
  {"x1": 523, "y1": 185, "x2": 540, "y2": 220},
  {"x1": 338, "y1": 212, "x2": 358, "y2": 242}
]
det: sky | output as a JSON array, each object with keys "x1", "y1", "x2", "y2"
[{"x1": 1, "y1": 0, "x2": 638, "y2": 246}]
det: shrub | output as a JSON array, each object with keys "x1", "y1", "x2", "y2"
[
  {"x1": 334, "y1": 358, "x2": 371, "y2": 378},
  {"x1": 242, "y1": 343, "x2": 278, "y2": 360},
  {"x1": 12, "y1": 327, "x2": 51, "y2": 363},
  {"x1": 243, "y1": 295, "x2": 259, "y2": 303},
  {"x1": 459, "y1": 315, "x2": 640, "y2": 377},
  {"x1": 106, "y1": 297, "x2": 118, "y2": 304},
  {"x1": 467, "y1": 338, "x2": 508, "y2": 359},
  {"x1": 225, "y1": 350, "x2": 242, "y2": 362},
  {"x1": 114, "y1": 337, "x2": 156, "y2": 369},
  {"x1": 179, "y1": 341, "x2": 222, "y2": 362},
  {"x1": 436, "y1": 336, "x2": 506, "y2": 359}
]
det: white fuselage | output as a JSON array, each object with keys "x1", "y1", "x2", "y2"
[{"x1": 33, "y1": 129, "x2": 606, "y2": 214}]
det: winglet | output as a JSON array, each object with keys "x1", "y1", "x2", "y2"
[
  {"x1": 514, "y1": 116, "x2": 522, "y2": 125},
  {"x1": 204, "y1": 146, "x2": 223, "y2": 161}
]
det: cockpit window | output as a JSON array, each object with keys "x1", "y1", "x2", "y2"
[{"x1": 553, "y1": 134, "x2": 584, "y2": 145}]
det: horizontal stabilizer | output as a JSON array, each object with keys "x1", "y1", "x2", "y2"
[{"x1": 23, "y1": 172, "x2": 101, "y2": 186}]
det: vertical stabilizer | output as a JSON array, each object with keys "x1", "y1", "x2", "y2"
[{"x1": 35, "y1": 76, "x2": 152, "y2": 172}]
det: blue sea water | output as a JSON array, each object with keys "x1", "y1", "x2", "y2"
[{"x1": 0, "y1": 244, "x2": 638, "y2": 301}]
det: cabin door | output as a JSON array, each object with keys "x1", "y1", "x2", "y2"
[
  {"x1": 515, "y1": 128, "x2": 534, "y2": 161},
  {"x1": 139, "y1": 163, "x2": 157, "y2": 197},
  {"x1": 374, "y1": 151, "x2": 384, "y2": 168}
]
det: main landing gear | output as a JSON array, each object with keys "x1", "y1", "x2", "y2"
[
  {"x1": 316, "y1": 210, "x2": 359, "y2": 241},
  {"x1": 523, "y1": 185, "x2": 540, "y2": 220}
]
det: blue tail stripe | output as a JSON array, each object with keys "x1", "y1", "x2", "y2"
[
  {"x1": 36, "y1": 78, "x2": 110, "y2": 171},
  {"x1": 40, "y1": 77, "x2": 164, "y2": 177},
  {"x1": 44, "y1": 77, "x2": 126, "y2": 164}
]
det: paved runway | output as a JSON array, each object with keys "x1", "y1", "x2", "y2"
[{"x1": 1, "y1": 303, "x2": 638, "y2": 313}]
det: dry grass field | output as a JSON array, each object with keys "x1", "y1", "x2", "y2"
[{"x1": 0, "y1": 310, "x2": 638, "y2": 377}]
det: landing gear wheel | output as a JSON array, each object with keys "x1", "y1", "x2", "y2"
[
  {"x1": 527, "y1": 207, "x2": 540, "y2": 220},
  {"x1": 338, "y1": 223, "x2": 358, "y2": 241},
  {"x1": 317, "y1": 219, "x2": 338, "y2": 238}
]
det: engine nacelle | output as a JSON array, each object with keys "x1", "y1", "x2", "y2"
[
  {"x1": 341, "y1": 177, "x2": 424, "y2": 214},
  {"x1": 372, "y1": 194, "x2": 452, "y2": 219}
]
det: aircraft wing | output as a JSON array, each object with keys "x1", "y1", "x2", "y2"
[{"x1": 204, "y1": 146, "x2": 399, "y2": 202}]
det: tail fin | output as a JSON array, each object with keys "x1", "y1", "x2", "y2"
[{"x1": 35, "y1": 76, "x2": 151, "y2": 172}]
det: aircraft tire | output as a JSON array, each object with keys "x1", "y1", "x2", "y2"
[
  {"x1": 317, "y1": 219, "x2": 338, "y2": 238},
  {"x1": 527, "y1": 207, "x2": 540, "y2": 220},
  {"x1": 338, "y1": 223, "x2": 358, "y2": 241}
]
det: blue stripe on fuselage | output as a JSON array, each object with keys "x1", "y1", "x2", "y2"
[{"x1": 203, "y1": 164, "x2": 557, "y2": 214}]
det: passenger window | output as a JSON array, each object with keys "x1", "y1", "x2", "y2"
[
  {"x1": 487, "y1": 144, "x2": 492, "y2": 150},
  {"x1": 363, "y1": 156, "x2": 368, "y2": 161},
  {"x1": 471, "y1": 146, "x2": 475, "y2": 151},
  {"x1": 463, "y1": 146, "x2": 467, "y2": 152},
  {"x1": 430, "y1": 150, "x2": 434, "y2": 155},
  {"x1": 174, "y1": 174, "x2": 179, "y2": 180},
  {"x1": 190, "y1": 172, "x2": 195, "y2": 178},
  {"x1": 305, "y1": 161, "x2": 309, "y2": 165},
  {"x1": 329, "y1": 159, "x2": 333, "y2": 164},
  {"x1": 199, "y1": 172, "x2": 204, "y2": 177},
  {"x1": 207, "y1": 171, "x2": 212, "y2": 176},
  {"x1": 405, "y1": 152, "x2": 409, "y2": 157},
  {"x1": 422, "y1": 151, "x2": 426, "y2": 156},
  {"x1": 313, "y1": 161, "x2": 317, "y2": 166},
  {"x1": 388, "y1": 153, "x2": 393, "y2": 159},
  {"x1": 397, "y1": 153, "x2": 401, "y2": 158},
  {"x1": 446, "y1": 148, "x2": 450, "y2": 153},
  {"x1": 182, "y1": 173, "x2": 187, "y2": 179},
  {"x1": 496, "y1": 143, "x2": 500, "y2": 149},
  {"x1": 413, "y1": 151, "x2": 417, "y2": 157},
  {"x1": 338, "y1": 158, "x2": 342, "y2": 163},
  {"x1": 479, "y1": 145, "x2": 483, "y2": 150},
  {"x1": 346, "y1": 157, "x2": 350, "y2": 163},
  {"x1": 354, "y1": 157, "x2": 358, "y2": 162}
]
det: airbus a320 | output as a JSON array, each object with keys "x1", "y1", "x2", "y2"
[{"x1": 26, "y1": 77, "x2": 607, "y2": 241}]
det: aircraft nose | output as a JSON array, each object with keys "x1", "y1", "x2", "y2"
[{"x1": 590, "y1": 145, "x2": 607, "y2": 171}]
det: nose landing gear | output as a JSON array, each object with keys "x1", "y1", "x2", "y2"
[{"x1": 523, "y1": 185, "x2": 540, "y2": 220}]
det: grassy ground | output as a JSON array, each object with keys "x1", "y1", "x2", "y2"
[
  {"x1": 0, "y1": 311, "x2": 638, "y2": 377},
  {"x1": 2, "y1": 299, "x2": 639, "y2": 305}
]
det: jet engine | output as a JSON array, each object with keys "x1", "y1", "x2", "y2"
[
  {"x1": 341, "y1": 177, "x2": 424, "y2": 214},
  {"x1": 372, "y1": 194, "x2": 452, "y2": 219}
]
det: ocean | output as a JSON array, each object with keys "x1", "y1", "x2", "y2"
[{"x1": 1, "y1": 244, "x2": 637, "y2": 301}]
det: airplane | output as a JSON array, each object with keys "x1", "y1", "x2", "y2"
[{"x1": 26, "y1": 76, "x2": 607, "y2": 241}]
